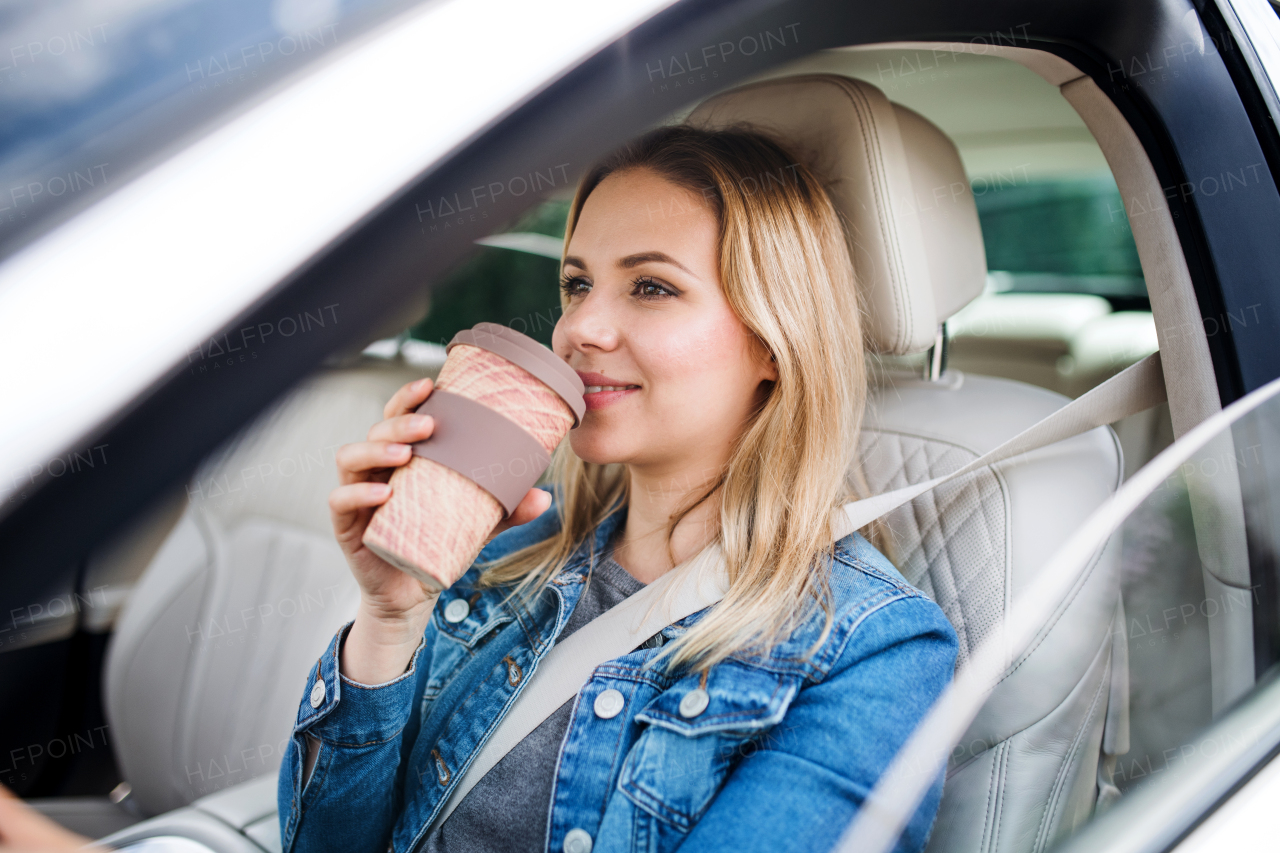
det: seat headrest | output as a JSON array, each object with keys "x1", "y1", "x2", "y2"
[{"x1": 686, "y1": 74, "x2": 987, "y2": 355}]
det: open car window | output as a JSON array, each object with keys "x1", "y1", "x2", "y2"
[{"x1": 6, "y1": 0, "x2": 1280, "y2": 848}]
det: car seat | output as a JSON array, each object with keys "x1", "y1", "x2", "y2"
[{"x1": 29, "y1": 353, "x2": 434, "y2": 843}]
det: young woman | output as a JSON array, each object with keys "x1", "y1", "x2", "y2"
[{"x1": 283, "y1": 126, "x2": 958, "y2": 853}]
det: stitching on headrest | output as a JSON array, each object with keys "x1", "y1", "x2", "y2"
[{"x1": 830, "y1": 77, "x2": 911, "y2": 354}]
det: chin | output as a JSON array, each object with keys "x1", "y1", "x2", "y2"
[{"x1": 567, "y1": 427, "x2": 629, "y2": 467}]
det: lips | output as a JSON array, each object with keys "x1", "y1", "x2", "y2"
[
  {"x1": 581, "y1": 387, "x2": 639, "y2": 411},
  {"x1": 583, "y1": 384, "x2": 640, "y2": 393},
  {"x1": 575, "y1": 371, "x2": 639, "y2": 391},
  {"x1": 575, "y1": 371, "x2": 640, "y2": 411}
]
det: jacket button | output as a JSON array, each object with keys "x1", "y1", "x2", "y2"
[
  {"x1": 678, "y1": 688, "x2": 709, "y2": 718},
  {"x1": 444, "y1": 599, "x2": 470, "y2": 623},
  {"x1": 564, "y1": 828, "x2": 593, "y2": 853},
  {"x1": 593, "y1": 689, "x2": 624, "y2": 719},
  {"x1": 309, "y1": 679, "x2": 326, "y2": 708}
]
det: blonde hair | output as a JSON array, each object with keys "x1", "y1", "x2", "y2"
[{"x1": 476, "y1": 125, "x2": 883, "y2": 673}]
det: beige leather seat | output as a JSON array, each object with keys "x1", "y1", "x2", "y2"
[
  {"x1": 31, "y1": 354, "x2": 434, "y2": 844},
  {"x1": 689, "y1": 75, "x2": 1127, "y2": 852},
  {"x1": 104, "y1": 359, "x2": 436, "y2": 814}
]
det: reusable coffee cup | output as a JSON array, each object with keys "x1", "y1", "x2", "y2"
[{"x1": 362, "y1": 322, "x2": 585, "y2": 592}]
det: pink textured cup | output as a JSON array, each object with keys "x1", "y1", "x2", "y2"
[{"x1": 362, "y1": 323, "x2": 584, "y2": 591}]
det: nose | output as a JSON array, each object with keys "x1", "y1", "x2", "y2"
[{"x1": 553, "y1": 287, "x2": 621, "y2": 360}]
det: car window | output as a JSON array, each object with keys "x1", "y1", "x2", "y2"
[
  {"x1": 10, "y1": 18, "x2": 1272, "y2": 852},
  {"x1": 975, "y1": 173, "x2": 1148, "y2": 310},
  {"x1": 837, "y1": 375, "x2": 1280, "y2": 853},
  {"x1": 407, "y1": 200, "x2": 570, "y2": 349},
  {"x1": 1053, "y1": 381, "x2": 1280, "y2": 850},
  {"x1": 947, "y1": 170, "x2": 1159, "y2": 403}
]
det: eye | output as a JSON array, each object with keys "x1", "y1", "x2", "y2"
[
  {"x1": 559, "y1": 273, "x2": 590, "y2": 297},
  {"x1": 632, "y1": 276, "x2": 677, "y2": 300}
]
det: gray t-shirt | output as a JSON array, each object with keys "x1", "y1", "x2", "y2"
[{"x1": 419, "y1": 550, "x2": 649, "y2": 853}]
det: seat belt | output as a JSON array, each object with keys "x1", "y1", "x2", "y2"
[{"x1": 428, "y1": 352, "x2": 1166, "y2": 829}]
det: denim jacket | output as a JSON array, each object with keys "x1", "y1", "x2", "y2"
[{"x1": 278, "y1": 490, "x2": 958, "y2": 853}]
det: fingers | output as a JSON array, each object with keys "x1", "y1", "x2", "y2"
[
  {"x1": 330, "y1": 481, "x2": 392, "y2": 516},
  {"x1": 329, "y1": 482, "x2": 392, "y2": 537},
  {"x1": 336, "y1": 441, "x2": 412, "y2": 483},
  {"x1": 338, "y1": 415, "x2": 433, "y2": 485},
  {"x1": 383, "y1": 377, "x2": 434, "y2": 421},
  {"x1": 510, "y1": 487, "x2": 553, "y2": 526},
  {"x1": 487, "y1": 488, "x2": 552, "y2": 543},
  {"x1": 367, "y1": 413, "x2": 435, "y2": 445}
]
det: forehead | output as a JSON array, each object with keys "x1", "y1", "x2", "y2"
[{"x1": 567, "y1": 167, "x2": 718, "y2": 263}]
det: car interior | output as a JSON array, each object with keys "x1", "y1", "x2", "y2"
[{"x1": 3, "y1": 13, "x2": 1274, "y2": 853}]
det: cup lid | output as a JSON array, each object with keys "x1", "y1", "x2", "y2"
[{"x1": 446, "y1": 322, "x2": 586, "y2": 426}]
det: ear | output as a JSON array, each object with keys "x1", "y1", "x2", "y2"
[
  {"x1": 747, "y1": 329, "x2": 778, "y2": 383},
  {"x1": 760, "y1": 347, "x2": 779, "y2": 383}
]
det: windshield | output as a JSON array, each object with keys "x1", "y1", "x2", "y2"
[{"x1": 0, "y1": 0, "x2": 432, "y2": 259}]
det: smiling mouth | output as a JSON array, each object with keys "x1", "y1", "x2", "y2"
[{"x1": 584, "y1": 385, "x2": 640, "y2": 393}]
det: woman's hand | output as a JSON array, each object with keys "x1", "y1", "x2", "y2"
[
  {"x1": 0, "y1": 784, "x2": 99, "y2": 853},
  {"x1": 328, "y1": 377, "x2": 552, "y2": 683},
  {"x1": 329, "y1": 377, "x2": 441, "y2": 624}
]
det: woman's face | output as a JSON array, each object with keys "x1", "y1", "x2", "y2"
[{"x1": 552, "y1": 167, "x2": 776, "y2": 478}]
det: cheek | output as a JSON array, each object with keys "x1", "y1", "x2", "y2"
[{"x1": 638, "y1": 311, "x2": 757, "y2": 403}]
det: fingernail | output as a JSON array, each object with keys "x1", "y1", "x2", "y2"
[
  {"x1": 390, "y1": 443, "x2": 411, "y2": 457},
  {"x1": 372, "y1": 483, "x2": 391, "y2": 497},
  {"x1": 412, "y1": 414, "x2": 433, "y2": 431},
  {"x1": 416, "y1": 377, "x2": 432, "y2": 391}
]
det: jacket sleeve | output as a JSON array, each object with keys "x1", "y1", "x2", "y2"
[
  {"x1": 276, "y1": 485, "x2": 557, "y2": 853},
  {"x1": 278, "y1": 619, "x2": 431, "y2": 853},
  {"x1": 677, "y1": 594, "x2": 959, "y2": 853}
]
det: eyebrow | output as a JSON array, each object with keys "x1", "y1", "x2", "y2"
[{"x1": 563, "y1": 251, "x2": 697, "y2": 278}]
